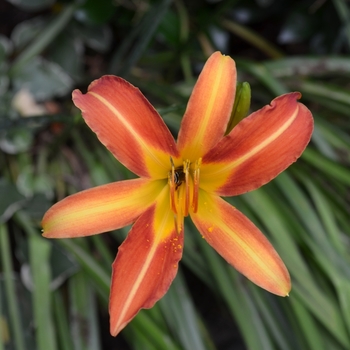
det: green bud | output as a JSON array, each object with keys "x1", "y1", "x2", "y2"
[{"x1": 225, "y1": 82, "x2": 251, "y2": 135}]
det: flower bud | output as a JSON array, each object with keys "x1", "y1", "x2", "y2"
[{"x1": 225, "y1": 82, "x2": 251, "y2": 134}]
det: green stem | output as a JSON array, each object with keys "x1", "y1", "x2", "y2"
[{"x1": 0, "y1": 224, "x2": 26, "y2": 350}]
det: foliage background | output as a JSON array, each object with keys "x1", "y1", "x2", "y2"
[{"x1": 1, "y1": 0, "x2": 350, "y2": 349}]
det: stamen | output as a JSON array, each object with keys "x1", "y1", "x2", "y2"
[
  {"x1": 175, "y1": 211, "x2": 184, "y2": 234},
  {"x1": 183, "y1": 160, "x2": 190, "y2": 216},
  {"x1": 175, "y1": 183, "x2": 186, "y2": 234},
  {"x1": 168, "y1": 157, "x2": 177, "y2": 214},
  {"x1": 192, "y1": 158, "x2": 201, "y2": 213}
]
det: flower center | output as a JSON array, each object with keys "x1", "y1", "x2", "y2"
[{"x1": 168, "y1": 157, "x2": 201, "y2": 233}]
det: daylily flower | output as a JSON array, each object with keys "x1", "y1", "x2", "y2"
[{"x1": 42, "y1": 52, "x2": 313, "y2": 336}]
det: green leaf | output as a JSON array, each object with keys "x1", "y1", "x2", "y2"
[
  {"x1": 12, "y1": 57, "x2": 73, "y2": 100},
  {"x1": 0, "y1": 178, "x2": 26, "y2": 223},
  {"x1": 0, "y1": 224, "x2": 26, "y2": 350},
  {"x1": 6, "y1": 0, "x2": 55, "y2": 12},
  {"x1": 75, "y1": 0, "x2": 116, "y2": 25},
  {"x1": 0, "y1": 128, "x2": 34, "y2": 154},
  {"x1": 9, "y1": 3, "x2": 77, "y2": 76},
  {"x1": 29, "y1": 235, "x2": 57, "y2": 350},
  {"x1": 159, "y1": 269, "x2": 214, "y2": 350},
  {"x1": 69, "y1": 272, "x2": 101, "y2": 350}
]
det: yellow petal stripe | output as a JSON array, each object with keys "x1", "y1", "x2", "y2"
[
  {"x1": 109, "y1": 185, "x2": 183, "y2": 336},
  {"x1": 73, "y1": 76, "x2": 179, "y2": 179},
  {"x1": 200, "y1": 93, "x2": 313, "y2": 196},
  {"x1": 177, "y1": 52, "x2": 236, "y2": 161},
  {"x1": 42, "y1": 178, "x2": 165, "y2": 238}
]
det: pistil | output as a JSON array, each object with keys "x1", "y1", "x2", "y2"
[{"x1": 192, "y1": 158, "x2": 201, "y2": 213}]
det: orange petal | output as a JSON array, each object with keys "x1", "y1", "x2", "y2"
[
  {"x1": 200, "y1": 92, "x2": 313, "y2": 196},
  {"x1": 191, "y1": 190, "x2": 291, "y2": 296},
  {"x1": 73, "y1": 76, "x2": 179, "y2": 179},
  {"x1": 177, "y1": 52, "x2": 236, "y2": 161},
  {"x1": 42, "y1": 179, "x2": 164, "y2": 238},
  {"x1": 109, "y1": 186, "x2": 183, "y2": 336}
]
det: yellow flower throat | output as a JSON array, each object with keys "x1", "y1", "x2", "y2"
[{"x1": 168, "y1": 157, "x2": 201, "y2": 233}]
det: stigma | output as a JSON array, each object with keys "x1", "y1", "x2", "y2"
[{"x1": 168, "y1": 157, "x2": 201, "y2": 233}]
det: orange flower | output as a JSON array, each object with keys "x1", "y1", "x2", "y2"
[{"x1": 42, "y1": 52, "x2": 313, "y2": 336}]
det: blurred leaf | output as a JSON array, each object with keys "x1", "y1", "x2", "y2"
[
  {"x1": 11, "y1": 17, "x2": 48, "y2": 51},
  {"x1": 289, "y1": 296, "x2": 326, "y2": 350},
  {"x1": 0, "y1": 35, "x2": 12, "y2": 62},
  {"x1": 0, "y1": 224, "x2": 26, "y2": 350},
  {"x1": 0, "y1": 74, "x2": 9, "y2": 96},
  {"x1": 335, "y1": 279, "x2": 350, "y2": 336},
  {"x1": 264, "y1": 57, "x2": 350, "y2": 78},
  {"x1": 126, "y1": 310, "x2": 181, "y2": 350},
  {"x1": 288, "y1": 80, "x2": 350, "y2": 107},
  {"x1": 222, "y1": 18, "x2": 284, "y2": 58},
  {"x1": 9, "y1": 3, "x2": 77, "y2": 76},
  {"x1": 53, "y1": 291, "x2": 74, "y2": 350},
  {"x1": 312, "y1": 123, "x2": 341, "y2": 161},
  {"x1": 302, "y1": 148, "x2": 350, "y2": 186},
  {"x1": 0, "y1": 178, "x2": 26, "y2": 223},
  {"x1": 159, "y1": 269, "x2": 213, "y2": 350},
  {"x1": 75, "y1": 0, "x2": 116, "y2": 25},
  {"x1": 69, "y1": 272, "x2": 101, "y2": 350},
  {"x1": 236, "y1": 59, "x2": 288, "y2": 95},
  {"x1": 29, "y1": 234, "x2": 57, "y2": 350},
  {"x1": 58, "y1": 239, "x2": 110, "y2": 297},
  {"x1": 6, "y1": 0, "x2": 55, "y2": 12},
  {"x1": 109, "y1": 0, "x2": 172, "y2": 76},
  {"x1": 0, "y1": 128, "x2": 33, "y2": 154},
  {"x1": 314, "y1": 119, "x2": 350, "y2": 163},
  {"x1": 20, "y1": 237, "x2": 79, "y2": 292},
  {"x1": 48, "y1": 30, "x2": 84, "y2": 81},
  {"x1": 77, "y1": 24, "x2": 112, "y2": 52},
  {"x1": 12, "y1": 57, "x2": 73, "y2": 100},
  {"x1": 250, "y1": 289, "x2": 301, "y2": 350},
  {"x1": 332, "y1": 0, "x2": 350, "y2": 49},
  {"x1": 16, "y1": 166, "x2": 54, "y2": 198},
  {"x1": 50, "y1": 243, "x2": 80, "y2": 290},
  {"x1": 241, "y1": 185, "x2": 350, "y2": 348},
  {"x1": 158, "y1": 10, "x2": 181, "y2": 47},
  {"x1": 196, "y1": 234, "x2": 273, "y2": 350},
  {"x1": 278, "y1": 9, "x2": 317, "y2": 44},
  {"x1": 20, "y1": 194, "x2": 52, "y2": 222}
]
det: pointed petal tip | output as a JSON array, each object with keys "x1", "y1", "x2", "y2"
[
  {"x1": 249, "y1": 257, "x2": 291, "y2": 297},
  {"x1": 269, "y1": 275, "x2": 291, "y2": 297},
  {"x1": 110, "y1": 320, "x2": 127, "y2": 337},
  {"x1": 201, "y1": 91, "x2": 313, "y2": 196},
  {"x1": 192, "y1": 191, "x2": 292, "y2": 298},
  {"x1": 72, "y1": 88, "x2": 82, "y2": 102},
  {"x1": 41, "y1": 179, "x2": 161, "y2": 239},
  {"x1": 71, "y1": 75, "x2": 178, "y2": 178},
  {"x1": 177, "y1": 51, "x2": 236, "y2": 159}
]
